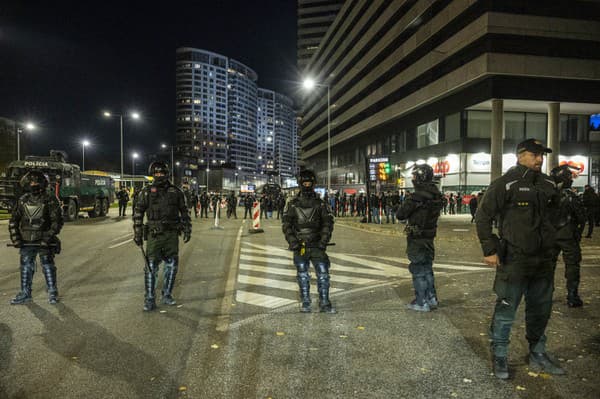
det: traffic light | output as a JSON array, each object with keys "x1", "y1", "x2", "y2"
[{"x1": 377, "y1": 162, "x2": 389, "y2": 181}]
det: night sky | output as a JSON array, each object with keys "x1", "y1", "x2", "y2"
[{"x1": 0, "y1": 1, "x2": 298, "y2": 172}]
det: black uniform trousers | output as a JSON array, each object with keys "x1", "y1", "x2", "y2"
[{"x1": 490, "y1": 246, "x2": 554, "y2": 357}]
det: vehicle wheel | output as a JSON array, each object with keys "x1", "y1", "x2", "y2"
[
  {"x1": 65, "y1": 199, "x2": 78, "y2": 221},
  {"x1": 100, "y1": 198, "x2": 109, "y2": 216},
  {"x1": 88, "y1": 198, "x2": 102, "y2": 218}
]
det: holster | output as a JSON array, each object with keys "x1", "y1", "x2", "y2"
[{"x1": 497, "y1": 239, "x2": 507, "y2": 264}]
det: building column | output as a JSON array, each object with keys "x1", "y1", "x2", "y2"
[
  {"x1": 547, "y1": 102, "x2": 560, "y2": 173},
  {"x1": 490, "y1": 99, "x2": 504, "y2": 181}
]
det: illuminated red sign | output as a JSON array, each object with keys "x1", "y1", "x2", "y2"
[{"x1": 559, "y1": 160, "x2": 585, "y2": 174}]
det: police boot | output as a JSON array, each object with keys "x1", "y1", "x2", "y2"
[
  {"x1": 143, "y1": 263, "x2": 157, "y2": 312},
  {"x1": 11, "y1": 265, "x2": 34, "y2": 305},
  {"x1": 492, "y1": 355, "x2": 509, "y2": 380},
  {"x1": 296, "y1": 267, "x2": 311, "y2": 313},
  {"x1": 566, "y1": 280, "x2": 583, "y2": 308},
  {"x1": 529, "y1": 352, "x2": 566, "y2": 375},
  {"x1": 316, "y1": 263, "x2": 336, "y2": 314},
  {"x1": 161, "y1": 257, "x2": 178, "y2": 306},
  {"x1": 425, "y1": 272, "x2": 439, "y2": 309},
  {"x1": 407, "y1": 275, "x2": 431, "y2": 312},
  {"x1": 41, "y1": 262, "x2": 59, "y2": 304}
]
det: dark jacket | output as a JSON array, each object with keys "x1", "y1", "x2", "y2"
[
  {"x1": 282, "y1": 191, "x2": 334, "y2": 247},
  {"x1": 475, "y1": 164, "x2": 558, "y2": 257},
  {"x1": 553, "y1": 188, "x2": 586, "y2": 240},
  {"x1": 396, "y1": 183, "x2": 443, "y2": 238}
]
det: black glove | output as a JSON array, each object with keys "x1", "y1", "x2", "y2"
[
  {"x1": 12, "y1": 240, "x2": 23, "y2": 248},
  {"x1": 134, "y1": 235, "x2": 143, "y2": 246},
  {"x1": 317, "y1": 242, "x2": 328, "y2": 250},
  {"x1": 183, "y1": 231, "x2": 191, "y2": 243},
  {"x1": 288, "y1": 241, "x2": 301, "y2": 251}
]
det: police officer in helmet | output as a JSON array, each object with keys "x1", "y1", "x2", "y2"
[
  {"x1": 282, "y1": 169, "x2": 335, "y2": 313},
  {"x1": 133, "y1": 161, "x2": 192, "y2": 311},
  {"x1": 550, "y1": 164, "x2": 586, "y2": 307},
  {"x1": 396, "y1": 164, "x2": 443, "y2": 312},
  {"x1": 9, "y1": 171, "x2": 63, "y2": 304}
]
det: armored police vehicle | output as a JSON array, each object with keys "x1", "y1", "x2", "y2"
[{"x1": 0, "y1": 150, "x2": 115, "y2": 221}]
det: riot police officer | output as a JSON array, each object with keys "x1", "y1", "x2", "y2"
[
  {"x1": 550, "y1": 164, "x2": 586, "y2": 307},
  {"x1": 133, "y1": 162, "x2": 192, "y2": 311},
  {"x1": 282, "y1": 170, "x2": 335, "y2": 313},
  {"x1": 9, "y1": 171, "x2": 63, "y2": 304},
  {"x1": 476, "y1": 139, "x2": 564, "y2": 379},
  {"x1": 396, "y1": 164, "x2": 443, "y2": 312}
]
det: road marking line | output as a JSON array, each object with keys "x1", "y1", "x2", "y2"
[
  {"x1": 243, "y1": 242, "x2": 290, "y2": 256},
  {"x1": 235, "y1": 290, "x2": 297, "y2": 308},
  {"x1": 238, "y1": 263, "x2": 377, "y2": 285},
  {"x1": 357, "y1": 255, "x2": 490, "y2": 271},
  {"x1": 108, "y1": 239, "x2": 133, "y2": 249},
  {"x1": 237, "y1": 274, "x2": 343, "y2": 293},
  {"x1": 216, "y1": 222, "x2": 245, "y2": 332},
  {"x1": 327, "y1": 253, "x2": 412, "y2": 277},
  {"x1": 111, "y1": 233, "x2": 133, "y2": 241},
  {"x1": 241, "y1": 248, "x2": 393, "y2": 276}
]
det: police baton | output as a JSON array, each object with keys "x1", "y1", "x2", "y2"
[
  {"x1": 139, "y1": 244, "x2": 151, "y2": 274},
  {"x1": 6, "y1": 243, "x2": 58, "y2": 248}
]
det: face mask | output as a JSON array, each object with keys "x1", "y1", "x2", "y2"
[
  {"x1": 30, "y1": 184, "x2": 43, "y2": 195},
  {"x1": 153, "y1": 175, "x2": 168, "y2": 185}
]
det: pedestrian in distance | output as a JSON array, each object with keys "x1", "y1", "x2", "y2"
[
  {"x1": 226, "y1": 191, "x2": 238, "y2": 219},
  {"x1": 469, "y1": 194, "x2": 479, "y2": 223},
  {"x1": 9, "y1": 171, "x2": 64, "y2": 305},
  {"x1": 441, "y1": 193, "x2": 448, "y2": 215},
  {"x1": 582, "y1": 184, "x2": 599, "y2": 238},
  {"x1": 199, "y1": 191, "x2": 209, "y2": 219},
  {"x1": 550, "y1": 165, "x2": 587, "y2": 308},
  {"x1": 456, "y1": 192, "x2": 463, "y2": 214},
  {"x1": 448, "y1": 193, "x2": 456, "y2": 214},
  {"x1": 396, "y1": 164, "x2": 443, "y2": 312},
  {"x1": 476, "y1": 138, "x2": 565, "y2": 380},
  {"x1": 282, "y1": 170, "x2": 335, "y2": 313},
  {"x1": 244, "y1": 194, "x2": 255, "y2": 219},
  {"x1": 133, "y1": 162, "x2": 192, "y2": 312},
  {"x1": 117, "y1": 186, "x2": 130, "y2": 217}
]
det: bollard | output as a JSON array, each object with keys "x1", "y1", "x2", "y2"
[{"x1": 248, "y1": 201, "x2": 264, "y2": 234}]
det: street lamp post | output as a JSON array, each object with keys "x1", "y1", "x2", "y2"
[
  {"x1": 132, "y1": 152, "x2": 139, "y2": 176},
  {"x1": 82, "y1": 140, "x2": 90, "y2": 171},
  {"x1": 103, "y1": 111, "x2": 140, "y2": 178},
  {"x1": 302, "y1": 78, "x2": 331, "y2": 193},
  {"x1": 161, "y1": 143, "x2": 175, "y2": 181},
  {"x1": 15, "y1": 122, "x2": 36, "y2": 161},
  {"x1": 206, "y1": 168, "x2": 210, "y2": 193}
]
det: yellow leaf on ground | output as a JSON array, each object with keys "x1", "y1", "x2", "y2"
[
  {"x1": 527, "y1": 371, "x2": 539, "y2": 377},
  {"x1": 178, "y1": 386, "x2": 187, "y2": 391},
  {"x1": 357, "y1": 326, "x2": 365, "y2": 330},
  {"x1": 539, "y1": 373, "x2": 552, "y2": 380},
  {"x1": 276, "y1": 331, "x2": 285, "y2": 336},
  {"x1": 516, "y1": 386, "x2": 526, "y2": 391},
  {"x1": 210, "y1": 344, "x2": 219, "y2": 349},
  {"x1": 339, "y1": 335, "x2": 348, "y2": 339}
]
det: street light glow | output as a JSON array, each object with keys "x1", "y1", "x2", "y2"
[
  {"x1": 302, "y1": 77, "x2": 316, "y2": 91},
  {"x1": 25, "y1": 122, "x2": 36, "y2": 130},
  {"x1": 131, "y1": 112, "x2": 140, "y2": 119},
  {"x1": 161, "y1": 143, "x2": 167, "y2": 149},
  {"x1": 82, "y1": 140, "x2": 90, "y2": 147},
  {"x1": 103, "y1": 111, "x2": 111, "y2": 117},
  {"x1": 132, "y1": 152, "x2": 139, "y2": 159}
]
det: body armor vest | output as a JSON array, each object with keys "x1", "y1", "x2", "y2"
[
  {"x1": 283, "y1": 193, "x2": 333, "y2": 245},
  {"x1": 554, "y1": 189, "x2": 586, "y2": 230},
  {"x1": 17, "y1": 194, "x2": 49, "y2": 242},
  {"x1": 147, "y1": 185, "x2": 183, "y2": 223}
]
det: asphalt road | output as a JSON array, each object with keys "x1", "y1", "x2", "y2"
[{"x1": 0, "y1": 210, "x2": 598, "y2": 398}]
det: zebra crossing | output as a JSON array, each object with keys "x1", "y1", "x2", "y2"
[{"x1": 233, "y1": 242, "x2": 491, "y2": 310}]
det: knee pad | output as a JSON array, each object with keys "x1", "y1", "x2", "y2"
[
  {"x1": 40, "y1": 255, "x2": 55, "y2": 267},
  {"x1": 164, "y1": 256, "x2": 179, "y2": 273},
  {"x1": 314, "y1": 261, "x2": 330, "y2": 276},
  {"x1": 20, "y1": 255, "x2": 35, "y2": 271},
  {"x1": 295, "y1": 260, "x2": 310, "y2": 274},
  {"x1": 147, "y1": 260, "x2": 160, "y2": 274}
]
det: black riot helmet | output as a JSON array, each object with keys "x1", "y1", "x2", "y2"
[
  {"x1": 148, "y1": 161, "x2": 170, "y2": 186},
  {"x1": 20, "y1": 170, "x2": 49, "y2": 195},
  {"x1": 297, "y1": 169, "x2": 317, "y2": 192},
  {"x1": 411, "y1": 163, "x2": 434, "y2": 185},
  {"x1": 550, "y1": 164, "x2": 577, "y2": 189}
]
